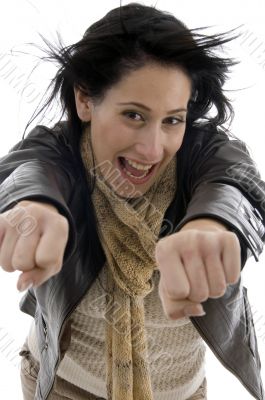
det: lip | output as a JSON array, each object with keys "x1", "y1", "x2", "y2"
[
  {"x1": 116, "y1": 157, "x2": 159, "y2": 185},
  {"x1": 122, "y1": 157, "x2": 161, "y2": 166}
]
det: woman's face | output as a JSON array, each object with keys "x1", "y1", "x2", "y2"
[{"x1": 74, "y1": 63, "x2": 191, "y2": 198}]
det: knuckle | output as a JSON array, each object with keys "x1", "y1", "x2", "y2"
[
  {"x1": 227, "y1": 231, "x2": 240, "y2": 247},
  {"x1": 218, "y1": 280, "x2": 227, "y2": 291},
  {"x1": 15, "y1": 202, "x2": 38, "y2": 216},
  {"x1": 0, "y1": 253, "x2": 14, "y2": 272},
  {"x1": 0, "y1": 255, "x2": 13, "y2": 274},
  {"x1": 228, "y1": 230, "x2": 239, "y2": 240},
  {"x1": 11, "y1": 254, "x2": 35, "y2": 270},
  {"x1": 155, "y1": 240, "x2": 168, "y2": 261},
  {"x1": 0, "y1": 216, "x2": 12, "y2": 233},
  {"x1": 209, "y1": 284, "x2": 227, "y2": 298},
  {"x1": 52, "y1": 215, "x2": 69, "y2": 234},
  {"x1": 226, "y1": 263, "x2": 241, "y2": 284},
  {"x1": 53, "y1": 261, "x2": 63, "y2": 273},
  {"x1": 19, "y1": 202, "x2": 64, "y2": 228},
  {"x1": 181, "y1": 247, "x2": 195, "y2": 261},
  {"x1": 0, "y1": 262, "x2": 14, "y2": 272},
  {"x1": 195, "y1": 230, "x2": 208, "y2": 242},
  {"x1": 35, "y1": 255, "x2": 54, "y2": 270},
  {"x1": 16, "y1": 216, "x2": 37, "y2": 237},
  {"x1": 167, "y1": 286, "x2": 189, "y2": 300},
  {"x1": 60, "y1": 216, "x2": 69, "y2": 235},
  {"x1": 227, "y1": 274, "x2": 240, "y2": 285},
  {"x1": 189, "y1": 290, "x2": 208, "y2": 303},
  {"x1": 3, "y1": 205, "x2": 37, "y2": 237},
  {"x1": 11, "y1": 253, "x2": 21, "y2": 268}
]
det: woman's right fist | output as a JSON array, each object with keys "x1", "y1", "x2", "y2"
[{"x1": 0, "y1": 200, "x2": 69, "y2": 291}]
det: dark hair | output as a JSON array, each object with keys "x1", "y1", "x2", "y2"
[
  {"x1": 23, "y1": 2, "x2": 240, "y2": 144},
  {"x1": 17, "y1": 3, "x2": 242, "y2": 269}
]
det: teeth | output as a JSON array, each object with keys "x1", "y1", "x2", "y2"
[
  {"x1": 123, "y1": 167, "x2": 149, "y2": 179},
  {"x1": 126, "y1": 158, "x2": 153, "y2": 171}
]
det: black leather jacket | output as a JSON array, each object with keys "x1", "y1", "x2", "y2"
[{"x1": 0, "y1": 121, "x2": 265, "y2": 400}]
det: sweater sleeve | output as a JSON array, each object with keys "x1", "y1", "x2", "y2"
[{"x1": 0, "y1": 124, "x2": 77, "y2": 262}]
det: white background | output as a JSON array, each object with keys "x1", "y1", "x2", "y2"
[{"x1": 0, "y1": 0, "x2": 265, "y2": 399}]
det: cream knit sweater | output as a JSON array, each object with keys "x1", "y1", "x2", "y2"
[{"x1": 27, "y1": 267, "x2": 206, "y2": 400}]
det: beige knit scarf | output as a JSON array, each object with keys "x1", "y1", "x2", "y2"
[{"x1": 80, "y1": 123, "x2": 177, "y2": 400}]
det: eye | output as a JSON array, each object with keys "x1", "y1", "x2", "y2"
[
  {"x1": 123, "y1": 111, "x2": 144, "y2": 122},
  {"x1": 164, "y1": 116, "x2": 186, "y2": 125}
]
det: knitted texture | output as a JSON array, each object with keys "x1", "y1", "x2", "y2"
[
  {"x1": 79, "y1": 123, "x2": 177, "y2": 400},
  {"x1": 27, "y1": 268, "x2": 207, "y2": 399}
]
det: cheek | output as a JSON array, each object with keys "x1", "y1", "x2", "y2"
[
  {"x1": 169, "y1": 130, "x2": 186, "y2": 154},
  {"x1": 92, "y1": 123, "x2": 115, "y2": 151},
  {"x1": 177, "y1": 133, "x2": 185, "y2": 150},
  {"x1": 105, "y1": 127, "x2": 133, "y2": 151},
  {"x1": 93, "y1": 128, "x2": 129, "y2": 161}
]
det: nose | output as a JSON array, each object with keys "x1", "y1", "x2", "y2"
[{"x1": 134, "y1": 125, "x2": 164, "y2": 163}]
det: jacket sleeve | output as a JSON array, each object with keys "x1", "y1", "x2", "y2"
[
  {"x1": 175, "y1": 126, "x2": 265, "y2": 268},
  {"x1": 0, "y1": 124, "x2": 77, "y2": 262}
]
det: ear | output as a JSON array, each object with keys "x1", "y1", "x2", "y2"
[{"x1": 74, "y1": 86, "x2": 92, "y2": 122}]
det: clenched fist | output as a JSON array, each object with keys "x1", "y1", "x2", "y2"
[
  {"x1": 155, "y1": 218, "x2": 241, "y2": 319},
  {"x1": 0, "y1": 200, "x2": 69, "y2": 291}
]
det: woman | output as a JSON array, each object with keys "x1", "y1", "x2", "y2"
[{"x1": 0, "y1": 2, "x2": 265, "y2": 400}]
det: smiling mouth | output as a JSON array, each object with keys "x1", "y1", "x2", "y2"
[{"x1": 117, "y1": 156, "x2": 157, "y2": 183}]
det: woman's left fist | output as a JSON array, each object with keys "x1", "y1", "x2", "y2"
[{"x1": 155, "y1": 219, "x2": 241, "y2": 319}]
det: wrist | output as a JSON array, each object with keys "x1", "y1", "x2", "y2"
[{"x1": 180, "y1": 217, "x2": 229, "y2": 232}]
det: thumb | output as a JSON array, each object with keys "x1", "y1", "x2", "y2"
[{"x1": 160, "y1": 295, "x2": 205, "y2": 319}]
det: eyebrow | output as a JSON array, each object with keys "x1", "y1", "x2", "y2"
[{"x1": 117, "y1": 102, "x2": 187, "y2": 115}]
